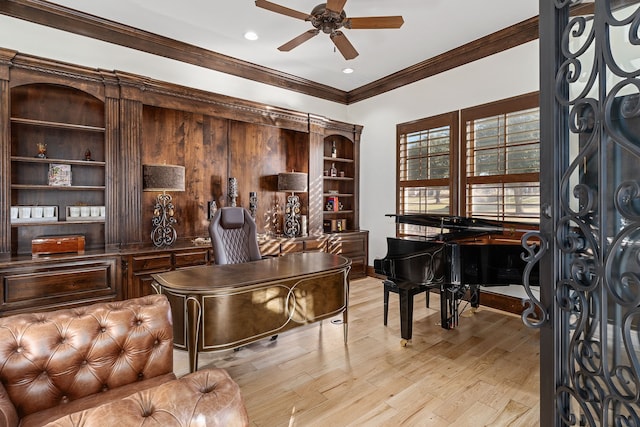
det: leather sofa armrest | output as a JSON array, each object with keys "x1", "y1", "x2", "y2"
[
  {"x1": 0, "y1": 382, "x2": 19, "y2": 427},
  {"x1": 43, "y1": 368, "x2": 248, "y2": 427}
]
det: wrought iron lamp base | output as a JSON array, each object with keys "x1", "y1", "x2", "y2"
[
  {"x1": 151, "y1": 192, "x2": 177, "y2": 247},
  {"x1": 283, "y1": 193, "x2": 301, "y2": 237}
]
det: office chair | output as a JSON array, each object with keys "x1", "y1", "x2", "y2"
[
  {"x1": 209, "y1": 207, "x2": 262, "y2": 265},
  {"x1": 208, "y1": 206, "x2": 278, "y2": 345}
]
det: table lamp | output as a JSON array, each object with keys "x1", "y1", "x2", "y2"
[
  {"x1": 278, "y1": 171, "x2": 308, "y2": 237},
  {"x1": 143, "y1": 164, "x2": 186, "y2": 247}
]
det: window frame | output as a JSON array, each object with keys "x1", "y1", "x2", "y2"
[
  {"x1": 395, "y1": 92, "x2": 539, "y2": 237},
  {"x1": 460, "y1": 92, "x2": 540, "y2": 221},
  {"x1": 396, "y1": 111, "x2": 460, "y2": 218}
]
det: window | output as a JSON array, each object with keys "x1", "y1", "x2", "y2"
[
  {"x1": 396, "y1": 93, "x2": 539, "y2": 237},
  {"x1": 462, "y1": 94, "x2": 540, "y2": 223},
  {"x1": 397, "y1": 112, "x2": 458, "y2": 236}
]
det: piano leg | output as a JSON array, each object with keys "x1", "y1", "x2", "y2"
[
  {"x1": 398, "y1": 287, "x2": 414, "y2": 344},
  {"x1": 440, "y1": 283, "x2": 465, "y2": 329},
  {"x1": 383, "y1": 282, "x2": 391, "y2": 326}
]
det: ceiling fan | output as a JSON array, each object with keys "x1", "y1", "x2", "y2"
[{"x1": 255, "y1": 0, "x2": 404, "y2": 60}]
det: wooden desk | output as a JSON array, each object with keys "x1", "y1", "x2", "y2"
[{"x1": 151, "y1": 252, "x2": 351, "y2": 372}]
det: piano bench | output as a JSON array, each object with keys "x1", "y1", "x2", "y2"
[{"x1": 383, "y1": 279, "x2": 431, "y2": 327}]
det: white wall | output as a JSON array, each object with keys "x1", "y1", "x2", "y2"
[
  {"x1": 0, "y1": 15, "x2": 539, "y2": 265},
  {"x1": 347, "y1": 41, "x2": 540, "y2": 262}
]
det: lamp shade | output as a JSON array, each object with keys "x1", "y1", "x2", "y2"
[
  {"x1": 143, "y1": 164, "x2": 186, "y2": 192},
  {"x1": 278, "y1": 172, "x2": 308, "y2": 193}
]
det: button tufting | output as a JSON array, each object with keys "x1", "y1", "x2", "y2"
[
  {"x1": 15, "y1": 347, "x2": 22, "y2": 354},
  {"x1": 101, "y1": 327, "x2": 106, "y2": 332}
]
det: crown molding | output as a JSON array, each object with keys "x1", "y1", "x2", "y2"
[{"x1": 1, "y1": 0, "x2": 592, "y2": 105}]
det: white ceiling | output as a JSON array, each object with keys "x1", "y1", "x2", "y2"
[{"x1": 45, "y1": 0, "x2": 539, "y2": 92}]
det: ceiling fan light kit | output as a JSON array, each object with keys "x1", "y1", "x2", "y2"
[{"x1": 255, "y1": 0, "x2": 404, "y2": 60}]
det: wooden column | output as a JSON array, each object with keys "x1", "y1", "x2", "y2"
[
  {"x1": 116, "y1": 73, "x2": 145, "y2": 245},
  {"x1": 101, "y1": 71, "x2": 120, "y2": 246},
  {"x1": 308, "y1": 116, "x2": 325, "y2": 235},
  {"x1": 0, "y1": 49, "x2": 16, "y2": 254}
]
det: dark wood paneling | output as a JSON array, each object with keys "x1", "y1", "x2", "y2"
[
  {"x1": 141, "y1": 106, "x2": 228, "y2": 241},
  {"x1": 228, "y1": 121, "x2": 307, "y2": 234}
]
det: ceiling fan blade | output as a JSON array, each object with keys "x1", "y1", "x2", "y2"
[
  {"x1": 330, "y1": 31, "x2": 358, "y2": 60},
  {"x1": 255, "y1": 0, "x2": 310, "y2": 21},
  {"x1": 326, "y1": 0, "x2": 348, "y2": 13},
  {"x1": 278, "y1": 29, "x2": 320, "y2": 52},
  {"x1": 346, "y1": 16, "x2": 405, "y2": 29}
]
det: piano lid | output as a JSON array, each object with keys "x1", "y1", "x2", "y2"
[{"x1": 385, "y1": 214, "x2": 538, "y2": 235}]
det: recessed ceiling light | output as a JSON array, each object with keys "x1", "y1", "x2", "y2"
[
  {"x1": 244, "y1": 31, "x2": 258, "y2": 41},
  {"x1": 342, "y1": 68, "x2": 354, "y2": 74}
]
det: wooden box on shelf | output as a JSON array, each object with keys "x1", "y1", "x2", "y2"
[{"x1": 32, "y1": 234, "x2": 86, "y2": 256}]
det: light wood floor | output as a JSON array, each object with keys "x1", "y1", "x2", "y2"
[{"x1": 173, "y1": 277, "x2": 540, "y2": 426}]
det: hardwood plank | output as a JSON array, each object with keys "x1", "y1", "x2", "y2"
[{"x1": 173, "y1": 276, "x2": 540, "y2": 426}]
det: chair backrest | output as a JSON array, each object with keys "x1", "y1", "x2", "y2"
[{"x1": 209, "y1": 207, "x2": 261, "y2": 264}]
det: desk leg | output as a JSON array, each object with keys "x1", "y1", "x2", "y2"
[
  {"x1": 343, "y1": 307, "x2": 348, "y2": 343},
  {"x1": 186, "y1": 296, "x2": 201, "y2": 373}
]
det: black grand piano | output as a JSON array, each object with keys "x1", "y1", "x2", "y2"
[{"x1": 374, "y1": 214, "x2": 538, "y2": 342}]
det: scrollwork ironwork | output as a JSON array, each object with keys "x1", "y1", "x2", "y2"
[
  {"x1": 521, "y1": 231, "x2": 548, "y2": 328},
  {"x1": 150, "y1": 193, "x2": 177, "y2": 247},
  {"x1": 548, "y1": 0, "x2": 640, "y2": 423}
]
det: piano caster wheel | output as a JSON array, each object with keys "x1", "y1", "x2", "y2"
[
  {"x1": 461, "y1": 307, "x2": 479, "y2": 318},
  {"x1": 400, "y1": 339, "x2": 410, "y2": 347}
]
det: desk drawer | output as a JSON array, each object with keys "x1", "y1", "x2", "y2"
[{"x1": 132, "y1": 254, "x2": 172, "y2": 272}]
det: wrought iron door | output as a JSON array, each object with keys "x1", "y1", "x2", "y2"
[{"x1": 531, "y1": 0, "x2": 640, "y2": 425}]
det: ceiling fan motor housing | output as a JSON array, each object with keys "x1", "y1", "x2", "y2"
[{"x1": 309, "y1": 4, "x2": 347, "y2": 34}]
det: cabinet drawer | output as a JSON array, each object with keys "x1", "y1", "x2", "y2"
[
  {"x1": 327, "y1": 236, "x2": 366, "y2": 257},
  {"x1": 174, "y1": 249, "x2": 209, "y2": 268},
  {"x1": 280, "y1": 240, "x2": 304, "y2": 254},
  {"x1": 132, "y1": 253, "x2": 172, "y2": 272},
  {"x1": 339, "y1": 238, "x2": 366, "y2": 256},
  {"x1": 0, "y1": 259, "x2": 118, "y2": 313},
  {"x1": 304, "y1": 238, "x2": 327, "y2": 252}
]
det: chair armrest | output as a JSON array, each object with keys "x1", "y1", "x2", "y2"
[{"x1": 0, "y1": 382, "x2": 19, "y2": 427}]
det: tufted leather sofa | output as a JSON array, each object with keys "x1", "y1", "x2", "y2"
[{"x1": 0, "y1": 294, "x2": 249, "y2": 427}]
